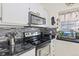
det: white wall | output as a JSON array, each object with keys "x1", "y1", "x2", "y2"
[
  {"x1": 39, "y1": 3, "x2": 51, "y2": 26},
  {"x1": 42, "y1": 3, "x2": 79, "y2": 18},
  {"x1": 41, "y1": 3, "x2": 66, "y2": 27},
  {"x1": 0, "y1": 3, "x2": 50, "y2": 27},
  {"x1": 41, "y1": 3, "x2": 79, "y2": 28}
]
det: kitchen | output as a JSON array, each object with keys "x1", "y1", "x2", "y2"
[
  {"x1": 0, "y1": 3, "x2": 55, "y2": 56},
  {"x1": 1, "y1": 3, "x2": 79, "y2": 56}
]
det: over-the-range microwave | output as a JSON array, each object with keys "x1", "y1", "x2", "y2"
[{"x1": 28, "y1": 11, "x2": 46, "y2": 26}]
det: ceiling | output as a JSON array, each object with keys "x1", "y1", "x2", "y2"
[
  {"x1": 41, "y1": 3, "x2": 66, "y2": 17},
  {"x1": 41, "y1": 3, "x2": 79, "y2": 17}
]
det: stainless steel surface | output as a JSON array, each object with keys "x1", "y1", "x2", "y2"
[{"x1": 28, "y1": 11, "x2": 46, "y2": 26}]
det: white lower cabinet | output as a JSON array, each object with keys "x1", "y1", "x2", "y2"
[
  {"x1": 20, "y1": 48, "x2": 35, "y2": 56},
  {"x1": 54, "y1": 40, "x2": 79, "y2": 56}
]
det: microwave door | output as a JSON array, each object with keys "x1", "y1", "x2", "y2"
[
  {"x1": 28, "y1": 12, "x2": 46, "y2": 27},
  {"x1": 31, "y1": 16, "x2": 39, "y2": 25}
]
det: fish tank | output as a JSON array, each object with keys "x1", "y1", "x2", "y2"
[
  {"x1": 63, "y1": 32, "x2": 73, "y2": 37},
  {"x1": 57, "y1": 31, "x2": 75, "y2": 39}
]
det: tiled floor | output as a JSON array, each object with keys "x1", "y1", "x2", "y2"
[{"x1": 51, "y1": 39, "x2": 79, "y2": 56}]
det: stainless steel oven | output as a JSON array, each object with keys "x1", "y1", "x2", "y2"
[
  {"x1": 35, "y1": 28, "x2": 52, "y2": 56},
  {"x1": 28, "y1": 11, "x2": 46, "y2": 26},
  {"x1": 24, "y1": 27, "x2": 52, "y2": 56}
]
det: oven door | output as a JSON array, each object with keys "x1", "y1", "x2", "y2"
[{"x1": 36, "y1": 41, "x2": 51, "y2": 56}]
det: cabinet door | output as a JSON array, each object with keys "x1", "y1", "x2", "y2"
[
  {"x1": 55, "y1": 40, "x2": 79, "y2": 56},
  {"x1": 2, "y1": 3, "x2": 29, "y2": 25},
  {"x1": 20, "y1": 48, "x2": 35, "y2": 56}
]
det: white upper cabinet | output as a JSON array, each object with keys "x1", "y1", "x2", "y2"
[{"x1": 2, "y1": 3, "x2": 29, "y2": 25}]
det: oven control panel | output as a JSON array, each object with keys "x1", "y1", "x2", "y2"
[{"x1": 25, "y1": 32, "x2": 40, "y2": 37}]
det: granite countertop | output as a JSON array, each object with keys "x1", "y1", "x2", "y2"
[{"x1": 57, "y1": 39, "x2": 79, "y2": 43}]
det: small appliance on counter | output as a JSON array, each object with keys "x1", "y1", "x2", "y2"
[
  {"x1": 0, "y1": 25, "x2": 52, "y2": 56},
  {"x1": 51, "y1": 16, "x2": 55, "y2": 25}
]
